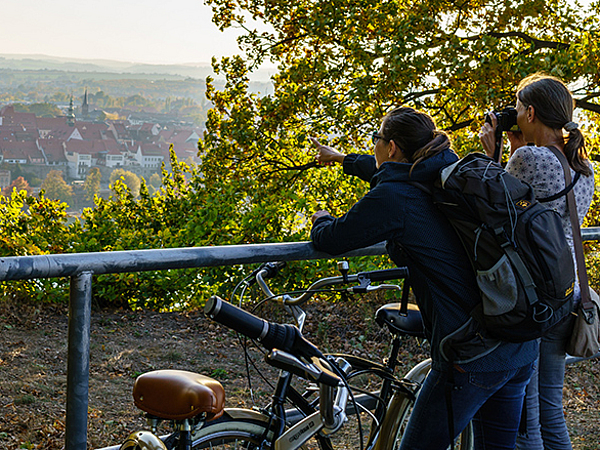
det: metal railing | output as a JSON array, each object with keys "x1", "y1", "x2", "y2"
[{"x1": 0, "y1": 227, "x2": 599, "y2": 450}]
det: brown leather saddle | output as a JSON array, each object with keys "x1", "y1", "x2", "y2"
[{"x1": 133, "y1": 370, "x2": 225, "y2": 421}]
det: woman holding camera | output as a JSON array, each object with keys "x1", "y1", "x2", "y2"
[
  {"x1": 311, "y1": 106, "x2": 538, "y2": 449},
  {"x1": 480, "y1": 73, "x2": 595, "y2": 450}
]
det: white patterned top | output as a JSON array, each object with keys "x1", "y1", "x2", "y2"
[{"x1": 506, "y1": 145, "x2": 595, "y2": 299}]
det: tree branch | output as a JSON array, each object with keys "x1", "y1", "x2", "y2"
[
  {"x1": 576, "y1": 99, "x2": 600, "y2": 114},
  {"x1": 488, "y1": 32, "x2": 569, "y2": 50},
  {"x1": 261, "y1": 159, "x2": 319, "y2": 173},
  {"x1": 464, "y1": 31, "x2": 569, "y2": 52},
  {"x1": 578, "y1": 92, "x2": 600, "y2": 103}
]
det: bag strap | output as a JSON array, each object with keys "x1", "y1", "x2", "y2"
[
  {"x1": 545, "y1": 146, "x2": 592, "y2": 310},
  {"x1": 538, "y1": 171, "x2": 581, "y2": 203}
]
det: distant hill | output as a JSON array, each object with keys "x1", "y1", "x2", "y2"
[{"x1": 0, "y1": 53, "x2": 276, "y2": 82}]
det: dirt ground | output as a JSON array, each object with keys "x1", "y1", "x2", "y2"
[{"x1": 0, "y1": 298, "x2": 599, "y2": 450}]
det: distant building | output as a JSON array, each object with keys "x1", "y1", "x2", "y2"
[
  {"x1": 0, "y1": 141, "x2": 45, "y2": 164},
  {"x1": 67, "y1": 97, "x2": 75, "y2": 127},
  {"x1": 82, "y1": 88, "x2": 89, "y2": 118},
  {"x1": 0, "y1": 170, "x2": 10, "y2": 190},
  {"x1": 38, "y1": 138, "x2": 68, "y2": 167},
  {"x1": 0, "y1": 101, "x2": 203, "y2": 183}
]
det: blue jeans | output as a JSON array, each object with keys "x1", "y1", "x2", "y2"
[
  {"x1": 399, "y1": 362, "x2": 534, "y2": 450},
  {"x1": 516, "y1": 315, "x2": 574, "y2": 450}
]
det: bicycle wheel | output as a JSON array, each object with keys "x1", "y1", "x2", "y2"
[
  {"x1": 191, "y1": 408, "x2": 332, "y2": 450},
  {"x1": 191, "y1": 410, "x2": 272, "y2": 449}
]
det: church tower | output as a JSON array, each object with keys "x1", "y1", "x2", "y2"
[
  {"x1": 82, "y1": 88, "x2": 89, "y2": 118},
  {"x1": 67, "y1": 96, "x2": 75, "y2": 126}
]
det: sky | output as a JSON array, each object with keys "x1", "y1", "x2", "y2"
[{"x1": 0, "y1": 0, "x2": 248, "y2": 65}]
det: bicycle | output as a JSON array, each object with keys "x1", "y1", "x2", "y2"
[{"x1": 104, "y1": 261, "x2": 474, "y2": 450}]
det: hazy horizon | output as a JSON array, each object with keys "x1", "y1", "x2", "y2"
[{"x1": 0, "y1": 0, "x2": 253, "y2": 66}]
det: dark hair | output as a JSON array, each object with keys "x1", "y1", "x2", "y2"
[
  {"x1": 517, "y1": 73, "x2": 592, "y2": 176},
  {"x1": 381, "y1": 107, "x2": 450, "y2": 173}
]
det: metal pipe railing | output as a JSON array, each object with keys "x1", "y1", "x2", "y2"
[
  {"x1": 66, "y1": 272, "x2": 92, "y2": 450},
  {"x1": 0, "y1": 240, "x2": 387, "y2": 450},
  {"x1": 0, "y1": 226, "x2": 598, "y2": 449}
]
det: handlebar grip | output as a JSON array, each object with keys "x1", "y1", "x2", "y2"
[
  {"x1": 205, "y1": 296, "x2": 268, "y2": 341},
  {"x1": 357, "y1": 267, "x2": 408, "y2": 282},
  {"x1": 205, "y1": 296, "x2": 323, "y2": 360}
]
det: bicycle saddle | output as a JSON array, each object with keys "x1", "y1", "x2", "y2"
[
  {"x1": 133, "y1": 370, "x2": 225, "y2": 421},
  {"x1": 375, "y1": 303, "x2": 425, "y2": 338}
]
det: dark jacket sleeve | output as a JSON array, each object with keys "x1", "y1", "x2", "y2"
[
  {"x1": 342, "y1": 154, "x2": 378, "y2": 183},
  {"x1": 310, "y1": 183, "x2": 405, "y2": 255}
]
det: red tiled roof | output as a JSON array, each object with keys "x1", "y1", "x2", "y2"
[
  {"x1": 75, "y1": 122, "x2": 112, "y2": 141},
  {"x1": 0, "y1": 141, "x2": 44, "y2": 163},
  {"x1": 37, "y1": 117, "x2": 68, "y2": 129},
  {"x1": 38, "y1": 138, "x2": 67, "y2": 163},
  {"x1": 166, "y1": 130, "x2": 195, "y2": 143},
  {"x1": 124, "y1": 141, "x2": 141, "y2": 153},
  {"x1": 0, "y1": 109, "x2": 37, "y2": 130},
  {"x1": 141, "y1": 122, "x2": 159, "y2": 131},
  {"x1": 140, "y1": 143, "x2": 163, "y2": 156},
  {"x1": 65, "y1": 139, "x2": 111, "y2": 155},
  {"x1": 44, "y1": 125, "x2": 79, "y2": 140}
]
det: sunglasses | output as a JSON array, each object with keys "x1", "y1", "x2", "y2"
[{"x1": 371, "y1": 132, "x2": 389, "y2": 145}]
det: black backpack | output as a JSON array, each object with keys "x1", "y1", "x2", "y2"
[{"x1": 416, "y1": 152, "x2": 575, "y2": 343}]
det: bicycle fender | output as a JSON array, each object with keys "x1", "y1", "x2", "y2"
[
  {"x1": 370, "y1": 359, "x2": 432, "y2": 450},
  {"x1": 372, "y1": 393, "x2": 413, "y2": 450},
  {"x1": 222, "y1": 407, "x2": 270, "y2": 422},
  {"x1": 403, "y1": 358, "x2": 432, "y2": 385}
]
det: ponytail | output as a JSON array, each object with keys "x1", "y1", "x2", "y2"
[
  {"x1": 410, "y1": 130, "x2": 451, "y2": 170},
  {"x1": 563, "y1": 125, "x2": 592, "y2": 177},
  {"x1": 381, "y1": 107, "x2": 451, "y2": 175},
  {"x1": 517, "y1": 73, "x2": 592, "y2": 177}
]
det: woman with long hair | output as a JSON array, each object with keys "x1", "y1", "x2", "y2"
[
  {"x1": 480, "y1": 74, "x2": 595, "y2": 450},
  {"x1": 311, "y1": 106, "x2": 538, "y2": 449}
]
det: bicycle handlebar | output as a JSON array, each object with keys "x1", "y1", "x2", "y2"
[
  {"x1": 357, "y1": 267, "x2": 408, "y2": 282},
  {"x1": 254, "y1": 263, "x2": 408, "y2": 306},
  {"x1": 204, "y1": 295, "x2": 325, "y2": 361}
]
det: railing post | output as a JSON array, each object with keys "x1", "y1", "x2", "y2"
[{"x1": 66, "y1": 271, "x2": 93, "y2": 450}]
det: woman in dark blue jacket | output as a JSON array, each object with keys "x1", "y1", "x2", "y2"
[{"x1": 310, "y1": 107, "x2": 538, "y2": 450}]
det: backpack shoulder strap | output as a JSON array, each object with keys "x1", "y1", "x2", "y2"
[{"x1": 538, "y1": 172, "x2": 580, "y2": 203}]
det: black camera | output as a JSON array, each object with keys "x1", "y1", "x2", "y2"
[{"x1": 486, "y1": 106, "x2": 519, "y2": 132}]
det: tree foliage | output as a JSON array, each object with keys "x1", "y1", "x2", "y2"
[
  {"x1": 13, "y1": 102, "x2": 61, "y2": 117},
  {"x1": 3, "y1": 176, "x2": 32, "y2": 196},
  {"x1": 204, "y1": 0, "x2": 600, "y2": 153},
  {"x1": 41, "y1": 170, "x2": 74, "y2": 204},
  {"x1": 83, "y1": 167, "x2": 102, "y2": 202},
  {"x1": 109, "y1": 169, "x2": 141, "y2": 198},
  {"x1": 2, "y1": 0, "x2": 600, "y2": 309},
  {"x1": 0, "y1": 189, "x2": 73, "y2": 303},
  {"x1": 199, "y1": 0, "x2": 600, "y2": 284}
]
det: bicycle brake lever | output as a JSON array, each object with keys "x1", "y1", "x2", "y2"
[
  {"x1": 265, "y1": 350, "x2": 339, "y2": 386},
  {"x1": 348, "y1": 283, "x2": 402, "y2": 294},
  {"x1": 347, "y1": 274, "x2": 371, "y2": 293}
]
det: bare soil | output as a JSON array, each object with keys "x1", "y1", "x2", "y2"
[{"x1": 0, "y1": 299, "x2": 598, "y2": 450}]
